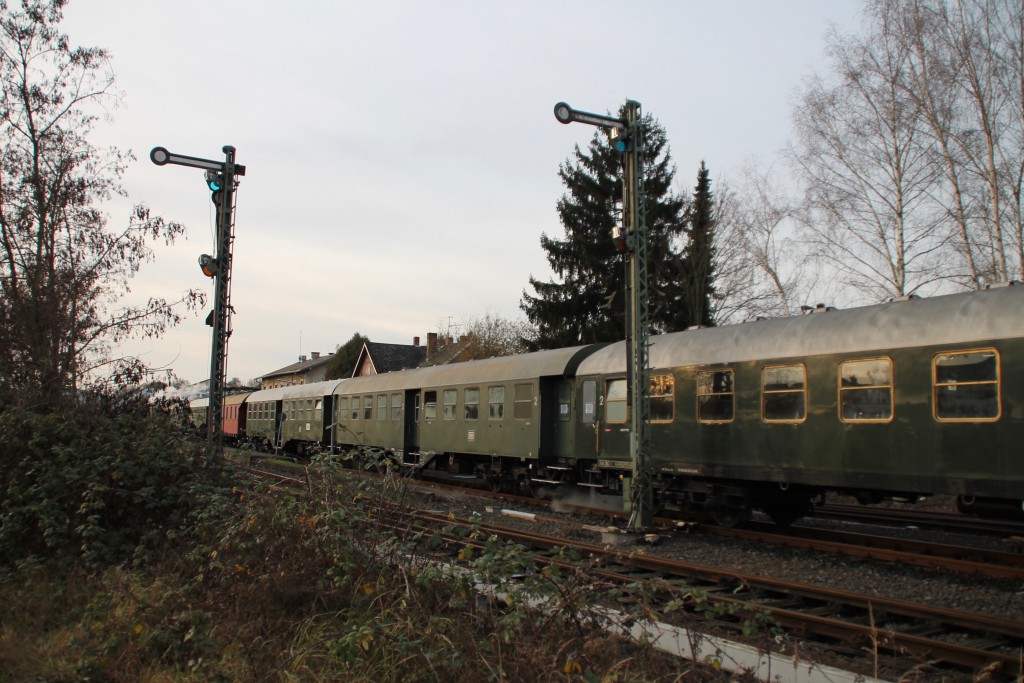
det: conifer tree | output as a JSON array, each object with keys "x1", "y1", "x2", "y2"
[
  {"x1": 521, "y1": 111, "x2": 686, "y2": 349},
  {"x1": 676, "y1": 161, "x2": 717, "y2": 329}
]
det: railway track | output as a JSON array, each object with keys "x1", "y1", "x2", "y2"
[
  {"x1": 236, "y1": 460, "x2": 1024, "y2": 580},
  {"x1": 235, "y1": 463, "x2": 1024, "y2": 679},
  {"x1": 815, "y1": 503, "x2": 1024, "y2": 537},
  {"x1": 409, "y1": 508, "x2": 1024, "y2": 682},
  {"x1": 410, "y1": 476, "x2": 1024, "y2": 580},
  {"x1": 707, "y1": 521, "x2": 1024, "y2": 581}
]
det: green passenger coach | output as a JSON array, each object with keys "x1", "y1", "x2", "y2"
[
  {"x1": 246, "y1": 379, "x2": 345, "y2": 454},
  {"x1": 224, "y1": 284, "x2": 1023, "y2": 525},
  {"x1": 334, "y1": 346, "x2": 602, "y2": 491},
  {"x1": 571, "y1": 285, "x2": 1024, "y2": 525}
]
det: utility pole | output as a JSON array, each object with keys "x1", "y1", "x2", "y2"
[
  {"x1": 151, "y1": 145, "x2": 245, "y2": 463},
  {"x1": 554, "y1": 101, "x2": 653, "y2": 529}
]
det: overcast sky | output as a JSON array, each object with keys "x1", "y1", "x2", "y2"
[{"x1": 60, "y1": 0, "x2": 863, "y2": 385}]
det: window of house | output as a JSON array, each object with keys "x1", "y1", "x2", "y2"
[
  {"x1": 934, "y1": 349, "x2": 1000, "y2": 421},
  {"x1": 488, "y1": 386, "x2": 505, "y2": 420},
  {"x1": 514, "y1": 383, "x2": 533, "y2": 420},
  {"x1": 424, "y1": 390, "x2": 437, "y2": 420},
  {"x1": 762, "y1": 364, "x2": 806, "y2": 422},
  {"x1": 605, "y1": 378, "x2": 627, "y2": 423},
  {"x1": 464, "y1": 387, "x2": 479, "y2": 420},
  {"x1": 649, "y1": 374, "x2": 674, "y2": 422},
  {"x1": 840, "y1": 358, "x2": 893, "y2": 422}
]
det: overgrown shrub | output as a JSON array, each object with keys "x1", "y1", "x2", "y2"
[
  {"x1": 0, "y1": 390, "x2": 223, "y2": 570},
  {"x1": 0, "y1": 433, "x2": 742, "y2": 681}
]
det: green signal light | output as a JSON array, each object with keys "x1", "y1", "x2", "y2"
[{"x1": 206, "y1": 171, "x2": 224, "y2": 192}]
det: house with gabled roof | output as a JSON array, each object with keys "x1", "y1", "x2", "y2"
[
  {"x1": 351, "y1": 332, "x2": 477, "y2": 376},
  {"x1": 258, "y1": 351, "x2": 333, "y2": 389}
]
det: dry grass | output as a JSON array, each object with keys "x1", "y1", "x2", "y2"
[{"x1": 0, "y1": 464, "x2": 750, "y2": 682}]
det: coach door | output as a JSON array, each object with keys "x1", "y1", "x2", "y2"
[
  {"x1": 578, "y1": 379, "x2": 599, "y2": 456},
  {"x1": 599, "y1": 377, "x2": 631, "y2": 460},
  {"x1": 543, "y1": 379, "x2": 574, "y2": 458},
  {"x1": 402, "y1": 389, "x2": 420, "y2": 462}
]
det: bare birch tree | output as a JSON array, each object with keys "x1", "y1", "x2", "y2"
[
  {"x1": 0, "y1": 1, "x2": 201, "y2": 408},
  {"x1": 712, "y1": 164, "x2": 818, "y2": 322},
  {"x1": 791, "y1": 11, "x2": 951, "y2": 301}
]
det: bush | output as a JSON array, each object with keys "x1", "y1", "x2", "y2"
[{"x1": 0, "y1": 390, "x2": 222, "y2": 570}]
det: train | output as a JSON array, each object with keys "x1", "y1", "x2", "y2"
[{"x1": 192, "y1": 284, "x2": 1024, "y2": 525}]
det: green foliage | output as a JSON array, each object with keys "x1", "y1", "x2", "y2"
[
  {"x1": 324, "y1": 332, "x2": 369, "y2": 379},
  {"x1": 0, "y1": 392, "x2": 219, "y2": 570},
  {"x1": 1, "y1": 440, "x2": 743, "y2": 681},
  {"x1": 678, "y1": 162, "x2": 718, "y2": 329},
  {"x1": 521, "y1": 107, "x2": 689, "y2": 349}
]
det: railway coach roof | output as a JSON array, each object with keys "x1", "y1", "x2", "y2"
[
  {"x1": 336, "y1": 344, "x2": 604, "y2": 395},
  {"x1": 223, "y1": 392, "x2": 252, "y2": 406},
  {"x1": 578, "y1": 285, "x2": 1024, "y2": 374},
  {"x1": 247, "y1": 379, "x2": 346, "y2": 404}
]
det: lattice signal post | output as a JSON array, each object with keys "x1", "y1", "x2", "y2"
[
  {"x1": 151, "y1": 145, "x2": 245, "y2": 462},
  {"x1": 553, "y1": 101, "x2": 653, "y2": 530}
]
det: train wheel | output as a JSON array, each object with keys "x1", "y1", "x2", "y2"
[
  {"x1": 764, "y1": 505, "x2": 807, "y2": 527},
  {"x1": 710, "y1": 497, "x2": 750, "y2": 528}
]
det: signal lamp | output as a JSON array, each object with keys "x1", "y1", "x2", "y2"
[
  {"x1": 199, "y1": 253, "x2": 218, "y2": 278},
  {"x1": 610, "y1": 125, "x2": 631, "y2": 152},
  {"x1": 205, "y1": 171, "x2": 224, "y2": 191},
  {"x1": 611, "y1": 225, "x2": 627, "y2": 253}
]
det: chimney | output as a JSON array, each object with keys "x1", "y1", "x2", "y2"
[
  {"x1": 311, "y1": 351, "x2": 320, "y2": 359},
  {"x1": 426, "y1": 332, "x2": 438, "y2": 360},
  {"x1": 413, "y1": 336, "x2": 420, "y2": 347},
  {"x1": 299, "y1": 354, "x2": 307, "y2": 362}
]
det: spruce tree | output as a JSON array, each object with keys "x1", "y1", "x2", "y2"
[
  {"x1": 521, "y1": 111, "x2": 686, "y2": 349},
  {"x1": 675, "y1": 161, "x2": 717, "y2": 329}
]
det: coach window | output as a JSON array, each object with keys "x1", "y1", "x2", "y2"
[
  {"x1": 840, "y1": 358, "x2": 893, "y2": 422},
  {"x1": 350, "y1": 396, "x2": 360, "y2": 420},
  {"x1": 423, "y1": 391, "x2": 437, "y2": 420},
  {"x1": 488, "y1": 386, "x2": 505, "y2": 420},
  {"x1": 605, "y1": 378, "x2": 627, "y2": 424},
  {"x1": 698, "y1": 369, "x2": 734, "y2": 423},
  {"x1": 649, "y1": 374, "x2": 674, "y2": 423},
  {"x1": 762, "y1": 364, "x2": 807, "y2": 423},
  {"x1": 934, "y1": 349, "x2": 1000, "y2": 421},
  {"x1": 559, "y1": 382, "x2": 571, "y2": 422},
  {"x1": 464, "y1": 387, "x2": 479, "y2": 420},
  {"x1": 363, "y1": 395, "x2": 373, "y2": 420},
  {"x1": 582, "y1": 381, "x2": 597, "y2": 424},
  {"x1": 336, "y1": 397, "x2": 346, "y2": 423},
  {"x1": 514, "y1": 383, "x2": 533, "y2": 420},
  {"x1": 443, "y1": 389, "x2": 457, "y2": 420},
  {"x1": 391, "y1": 393, "x2": 402, "y2": 421},
  {"x1": 414, "y1": 393, "x2": 421, "y2": 422},
  {"x1": 377, "y1": 395, "x2": 387, "y2": 420}
]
